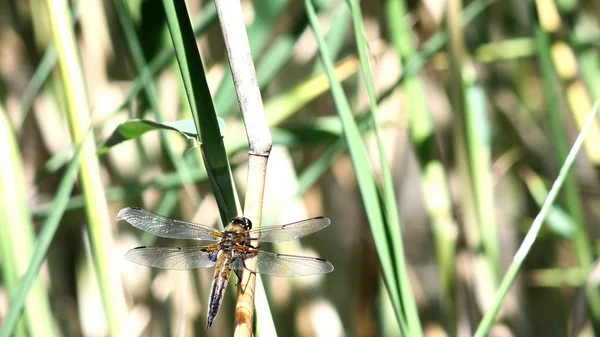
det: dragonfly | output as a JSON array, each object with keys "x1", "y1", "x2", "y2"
[{"x1": 117, "y1": 206, "x2": 334, "y2": 330}]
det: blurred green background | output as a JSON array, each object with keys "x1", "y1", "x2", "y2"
[{"x1": 2, "y1": 0, "x2": 600, "y2": 336}]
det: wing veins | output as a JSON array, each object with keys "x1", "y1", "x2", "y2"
[
  {"x1": 234, "y1": 250, "x2": 334, "y2": 276},
  {"x1": 125, "y1": 245, "x2": 216, "y2": 270},
  {"x1": 247, "y1": 217, "x2": 330, "y2": 243},
  {"x1": 117, "y1": 207, "x2": 221, "y2": 241}
]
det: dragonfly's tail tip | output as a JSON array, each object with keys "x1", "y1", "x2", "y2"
[{"x1": 205, "y1": 319, "x2": 213, "y2": 331}]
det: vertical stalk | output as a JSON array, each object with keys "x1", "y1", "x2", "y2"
[
  {"x1": 43, "y1": 0, "x2": 126, "y2": 334},
  {"x1": 383, "y1": 0, "x2": 458, "y2": 329},
  {"x1": 349, "y1": 0, "x2": 421, "y2": 334},
  {"x1": 162, "y1": 0, "x2": 240, "y2": 224},
  {"x1": 212, "y1": 0, "x2": 272, "y2": 335},
  {"x1": 0, "y1": 107, "x2": 56, "y2": 337},
  {"x1": 534, "y1": 19, "x2": 600, "y2": 321}
]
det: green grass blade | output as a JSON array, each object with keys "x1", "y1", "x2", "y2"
[
  {"x1": 348, "y1": 0, "x2": 421, "y2": 334},
  {"x1": 44, "y1": 0, "x2": 127, "y2": 334},
  {"x1": 163, "y1": 0, "x2": 240, "y2": 221},
  {"x1": 18, "y1": 3, "x2": 79, "y2": 127},
  {"x1": 473, "y1": 102, "x2": 599, "y2": 337},
  {"x1": 520, "y1": 167, "x2": 575, "y2": 238},
  {"x1": 98, "y1": 118, "x2": 225, "y2": 154},
  {"x1": 383, "y1": 0, "x2": 478, "y2": 330},
  {"x1": 0, "y1": 108, "x2": 56, "y2": 337},
  {"x1": 535, "y1": 23, "x2": 600, "y2": 317},
  {"x1": 463, "y1": 63, "x2": 500, "y2": 273},
  {"x1": 311, "y1": 0, "x2": 351, "y2": 74},
  {"x1": 0, "y1": 130, "x2": 87, "y2": 337},
  {"x1": 38, "y1": 0, "x2": 486, "y2": 184},
  {"x1": 306, "y1": 0, "x2": 407, "y2": 333},
  {"x1": 19, "y1": 46, "x2": 58, "y2": 126},
  {"x1": 112, "y1": 0, "x2": 201, "y2": 203},
  {"x1": 112, "y1": 3, "x2": 217, "y2": 115}
]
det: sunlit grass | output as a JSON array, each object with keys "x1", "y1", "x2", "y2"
[{"x1": 3, "y1": 0, "x2": 600, "y2": 336}]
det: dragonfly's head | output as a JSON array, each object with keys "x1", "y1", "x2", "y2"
[{"x1": 231, "y1": 216, "x2": 253, "y2": 230}]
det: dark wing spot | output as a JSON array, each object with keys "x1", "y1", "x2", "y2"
[
  {"x1": 315, "y1": 216, "x2": 326, "y2": 219},
  {"x1": 130, "y1": 206, "x2": 143, "y2": 210},
  {"x1": 134, "y1": 246, "x2": 147, "y2": 249},
  {"x1": 315, "y1": 257, "x2": 328, "y2": 262},
  {"x1": 177, "y1": 247, "x2": 182, "y2": 251}
]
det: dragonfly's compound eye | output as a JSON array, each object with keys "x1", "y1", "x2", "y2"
[
  {"x1": 231, "y1": 216, "x2": 252, "y2": 230},
  {"x1": 243, "y1": 217, "x2": 252, "y2": 230}
]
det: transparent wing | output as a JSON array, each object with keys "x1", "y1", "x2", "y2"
[
  {"x1": 125, "y1": 246, "x2": 217, "y2": 270},
  {"x1": 247, "y1": 217, "x2": 330, "y2": 243},
  {"x1": 233, "y1": 250, "x2": 334, "y2": 276},
  {"x1": 117, "y1": 207, "x2": 221, "y2": 241}
]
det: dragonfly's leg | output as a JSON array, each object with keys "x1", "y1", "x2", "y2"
[
  {"x1": 241, "y1": 258, "x2": 257, "y2": 275},
  {"x1": 234, "y1": 269, "x2": 243, "y2": 286},
  {"x1": 245, "y1": 238, "x2": 260, "y2": 249},
  {"x1": 233, "y1": 262, "x2": 256, "y2": 286}
]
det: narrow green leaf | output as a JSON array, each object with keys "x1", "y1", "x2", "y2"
[
  {"x1": 0, "y1": 108, "x2": 56, "y2": 337},
  {"x1": 473, "y1": 103, "x2": 599, "y2": 337},
  {"x1": 44, "y1": 0, "x2": 127, "y2": 333},
  {"x1": 98, "y1": 118, "x2": 226, "y2": 154},
  {"x1": 0, "y1": 130, "x2": 87, "y2": 337},
  {"x1": 521, "y1": 168, "x2": 575, "y2": 238},
  {"x1": 535, "y1": 23, "x2": 600, "y2": 318},
  {"x1": 163, "y1": 0, "x2": 240, "y2": 221},
  {"x1": 464, "y1": 63, "x2": 500, "y2": 274},
  {"x1": 306, "y1": 0, "x2": 406, "y2": 333},
  {"x1": 348, "y1": 0, "x2": 419, "y2": 334}
]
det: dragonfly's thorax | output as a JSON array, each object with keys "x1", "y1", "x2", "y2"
[
  {"x1": 218, "y1": 239, "x2": 238, "y2": 250},
  {"x1": 221, "y1": 217, "x2": 252, "y2": 245}
]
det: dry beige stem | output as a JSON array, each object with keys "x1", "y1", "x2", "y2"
[
  {"x1": 234, "y1": 155, "x2": 268, "y2": 335},
  {"x1": 213, "y1": 0, "x2": 272, "y2": 336}
]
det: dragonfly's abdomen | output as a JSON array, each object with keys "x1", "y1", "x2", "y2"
[{"x1": 206, "y1": 250, "x2": 232, "y2": 330}]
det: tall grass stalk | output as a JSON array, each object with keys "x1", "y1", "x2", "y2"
[
  {"x1": 383, "y1": 0, "x2": 459, "y2": 328},
  {"x1": 211, "y1": 0, "x2": 274, "y2": 334},
  {"x1": 463, "y1": 62, "x2": 499, "y2": 276},
  {"x1": 0, "y1": 131, "x2": 87, "y2": 337},
  {"x1": 474, "y1": 102, "x2": 599, "y2": 337},
  {"x1": 348, "y1": 0, "x2": 421, "y2": 335},
  {"x1": 162, "y1": 1, "x2": 277, "y2": 335},
  {"x1": 0, "y1": 108, "x2": 56, "y2": 337},
  {"x1": 213, "y1": 0, "x2": 290, "y2": 116},
  {"x1": 162, "y1": 0, "x2": 240, "y2": 223},
  {"x1": 535, "y1": 19, "x2": 600, "y2": 321},
  {"x1": 306, "y1": 0, "x2": 409, "y2": 333},
  {"x1": 43, "y1": 0, "x2": 127, "y2": 335}
]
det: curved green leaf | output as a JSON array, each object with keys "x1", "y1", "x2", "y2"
[{"x1": 98, "y1": 118, "x2": 226, "y2": 154}]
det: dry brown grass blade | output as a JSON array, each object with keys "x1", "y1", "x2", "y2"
[{"x1": 213, "y1": 0, "x2": 272, "y2": 335}]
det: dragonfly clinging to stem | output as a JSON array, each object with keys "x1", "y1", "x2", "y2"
[{"x1": 117, "y1": 206, "x2": 334, "y2": 330}]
